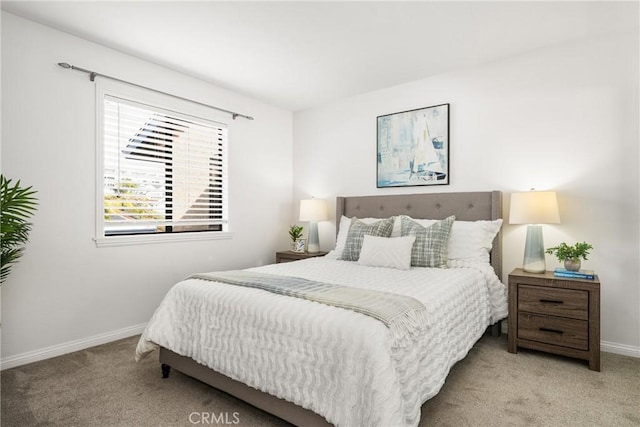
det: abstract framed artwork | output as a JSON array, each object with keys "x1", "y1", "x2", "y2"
[{"x1": 377, "y1": 103, "x2": 450, "y2": 188}]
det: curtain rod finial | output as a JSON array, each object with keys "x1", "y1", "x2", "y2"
[{"x1": 58, "y1": 62, "x2": 71, "y2": 69}]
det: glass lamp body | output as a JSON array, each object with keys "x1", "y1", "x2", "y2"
[
  {"x1": 307, "y1": 221, "x2": 320, "y2": 253},
  {"x1": 523, "y1": 225, "x2": 546, "y2": 273}
]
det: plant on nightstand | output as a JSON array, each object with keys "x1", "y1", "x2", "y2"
[
  {"x1": 288, "y1": 225, "x2": 304, "y2": 250},
  {"x1": 545, "y1": 241, "x2": 593, "y2": 271}
]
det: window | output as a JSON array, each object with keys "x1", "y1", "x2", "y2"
[{"x1": 96, "y1": 81, "x2": 229, "y2": 246}]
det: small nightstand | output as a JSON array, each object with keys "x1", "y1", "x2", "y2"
[
  {"x1": 508, "y1": 268, "x2": 601, "y2": 371},
  {"x1": 276, "y1": 251, "x2": 328, "y2": 263}
]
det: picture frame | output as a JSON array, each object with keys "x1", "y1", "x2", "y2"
[
  {"x1": 377, "y1": 103, "x2": 450, "y2": 188},
  {"x1": 293, "y1": 238, "x2": 306, "y2": 253}
]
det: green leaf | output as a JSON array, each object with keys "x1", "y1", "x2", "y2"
[
  {"x1": 1, "y1": 175, "x2": 38, "y2": 285},
  {"x1": 545, "y1": 241, "x2": 593, "y2": 262},
  {"x1": 288, "y1": 225, "x2": 304, "y2": 241}
]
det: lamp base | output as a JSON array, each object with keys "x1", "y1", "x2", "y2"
[
  {"x1": 307, "y1": 221, "x2": 320, "y2": 254},
  {"x1": 522, "y1": 225, "x2": 546, "y2": 273},
  {"x1": 523, "y1": 262, "x2": 546, "y2": 274}
]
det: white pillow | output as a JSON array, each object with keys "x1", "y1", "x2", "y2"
[
  {"x1": 448, "y1": 219, "x2": 503, "y2": 263},
  {"x1": 328, "y1": 215, "x2": 401, "y2": 259},
  {"x1": 357, "y1": 235, "x2": 416, "y2": 270},
  {"x1": 398, "y1": 216, "x2": 502, "y2": 263}
]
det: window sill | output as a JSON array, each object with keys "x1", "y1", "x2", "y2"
[{"x1": 94, "y1": 231, "x2": 234, "y2": 247}]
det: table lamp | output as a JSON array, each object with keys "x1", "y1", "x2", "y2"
[
  {"x1": 509, "y1": 190, "x2": 560, "y2": 273},
  {"x1": 299, "y1": 199, "x2": 328, "y2": 253}
]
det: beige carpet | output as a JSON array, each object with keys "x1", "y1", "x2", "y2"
[{"x1": 2, "y1": 334, "x2": 639, "y2": 426}]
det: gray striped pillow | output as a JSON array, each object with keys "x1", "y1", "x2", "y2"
[
  {"x1": 400, "y1": 215, "x2": 455, "y2": 268},
  {"x1": 338, "y1": 217, "x2": 395, "y2": 261}
]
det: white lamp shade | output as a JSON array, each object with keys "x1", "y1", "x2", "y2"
[
  {"x1": 299, "y1": 199, "x2": 328, "y2": 222},
  {"x1": 509, "y1": 191, "x2": 560, "y2": 225}
]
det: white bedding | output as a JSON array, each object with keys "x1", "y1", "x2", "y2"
[{"x1": 136, "y1": 257, "x2": 507, "y2": 427}]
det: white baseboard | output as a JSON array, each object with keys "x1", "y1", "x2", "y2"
[
  {"x1": 0, "y1": 323, "x2": 147, "y2": 371},
  {"x1": 601, "y1": 340, "x2": 640, "y2": 358}
]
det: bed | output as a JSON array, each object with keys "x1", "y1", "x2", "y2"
[{"x1": 136, "y1": 191, "x2": 507, "y2": 426}]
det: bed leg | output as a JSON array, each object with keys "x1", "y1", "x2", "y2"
[
  {"x1": 490, "y1": 320, "x2": 502, "y2": 337},
  {"x1": 161, "y1": 364, "x2": 171, "y2": 379}
]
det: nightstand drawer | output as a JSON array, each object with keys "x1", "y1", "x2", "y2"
[
  {"x1": 518, "y1": 285, "x2": 588, "y2": 320},
  {"x1": 518, "y1": 312, "x2": 588, "y2": 350}
]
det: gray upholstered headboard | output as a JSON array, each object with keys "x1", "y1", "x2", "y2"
[{"x1": 336, "y1": 191, "x2": 503, "y2": 278}]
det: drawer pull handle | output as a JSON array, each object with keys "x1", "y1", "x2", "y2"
[
  {"x1": 539, "y1": 299, "x2": 563, "y2": 304},
  {"x1": 539, "y1": 327, "x2": 563, "y2": 335}
]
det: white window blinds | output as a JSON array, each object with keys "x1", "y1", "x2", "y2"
[{"x1": 102, "y1": 95, "x2": 228, "y2": 236}]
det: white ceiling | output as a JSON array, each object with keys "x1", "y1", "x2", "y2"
[{"x1": 2, "y1": 1, "x2": 638, "y2": 111}]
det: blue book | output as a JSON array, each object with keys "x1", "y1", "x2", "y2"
[{"x1": 554, "y1": 268, "x2": 595, "y2": 279}]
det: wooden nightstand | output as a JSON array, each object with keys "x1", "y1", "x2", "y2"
[
  {"x1": 508, "y1": 268, "x2": 601, "y2": 371},
  {"x1": 276, "y1": 251, "x2": 328, "y2": 263}
]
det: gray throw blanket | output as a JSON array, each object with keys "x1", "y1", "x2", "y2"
[{"x1": 189, "y1": 270, "x2": 428, "y2": 345}]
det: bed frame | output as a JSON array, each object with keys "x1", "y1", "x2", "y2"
[{"x1": 159, "y1": 191, "x2": 503, "y2": 427}]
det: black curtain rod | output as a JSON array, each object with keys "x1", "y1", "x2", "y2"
[{"x1": 57, "y1": 62, "x2": 254, "y2": 121}]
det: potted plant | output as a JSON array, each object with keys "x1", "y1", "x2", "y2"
[
  {"x1": 288, "y1": 225, "x2": 304, "y2": 252},
  {"x1": 545, "y1": 241, "x2": 593, "y2": 271},
  {"x1": 1, "y1": 175, "x2": 38, "y2": 284}
]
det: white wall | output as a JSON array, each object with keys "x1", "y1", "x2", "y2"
[
  {"x1": 1, "y1": 13, "x2": 293, "y2": 364},
  {"x1": 293, "y1": 30, "x2": 640, "y2": 353},
  {"x1": 2, "y1": 11, "x2": 638, "y2": 366}
]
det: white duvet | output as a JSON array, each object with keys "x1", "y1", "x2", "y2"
[{"x1": 136, "y1": 257, "x2": 507, "y2": 427}]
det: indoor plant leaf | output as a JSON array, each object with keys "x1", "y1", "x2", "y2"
[{"x1": 0, "y1": 175, "x2": 38, "y2": 284}]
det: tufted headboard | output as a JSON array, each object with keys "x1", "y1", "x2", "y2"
[{"x1": 336, "y1": 191, "x2": 503, "y2": 278}]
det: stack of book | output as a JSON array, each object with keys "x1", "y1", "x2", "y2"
[{"x1": 553, "y1": 267, "x2": 595, "y2": 279}]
